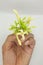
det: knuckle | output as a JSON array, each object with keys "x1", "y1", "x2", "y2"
[
  {"x1": 28, "y1": 33, "x2": 34, "y2": 39},
  {"x1": 7, "y1": 34, "x2": 14, "y2": 39},
  {"x1": 30, "y1": 38, "x2": 35, "y2": 45},
  {"x1": 30, "y1": 33, "x2": 34, "y2": 38},
  {"x1": 7, "y1": 35, "x2": 11, "y2": 40}
]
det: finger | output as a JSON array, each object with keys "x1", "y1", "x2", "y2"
[
  {"x1": 2, "y1": 34, "x2": 17, "y2": 50},
  {"x1": 24, "y1": 38, "x2": 35, "y2": 49},
  {"x1": 29, "y1": 38, "x2": 35, "y2": 49},
  {"x1": 21, "y1": 33, "x2": 34, "y2": 45},
  {"x1": 25, "y1": 40, "x2": 31, "y2": 45},
  {"x1": 21, "y1": 38, "x2": 35, "y2": 54},
  {"x1": 6, "y1": 34, "x2": 16, "y2": 42},
  {"x1": 24, "y1": 33, "x2": 34, "y2": 42}
]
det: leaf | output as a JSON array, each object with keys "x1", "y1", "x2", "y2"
[
  {"x1": 9, "y1": 25, "x2": 16, "y2": 30},
  {"x1": 13, "y1": 9, "x2": 21, "y2": 22},
  {"x1": 31, "y1": 26, "x2": 36, "y2": 28},
  {"x1": 9, "y1": 9, "x2": 36, "y2": 45},
  {"x1": 22, "y1": 16, "x2": 26, "y2": 20}
]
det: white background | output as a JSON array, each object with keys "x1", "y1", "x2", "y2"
[
  {"x1": 0, "y1": 0, "x2": 43, "y2": 14},
  {"x1": 0, "y1": 0, "x2": 43, "y2": 65}
]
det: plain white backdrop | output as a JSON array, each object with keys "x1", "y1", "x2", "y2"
[
  {"x1": 0, "y1": 12, "x2": 43, "y2": 65},
  {"x1": 0, "y1": 0, "x2": 43, "y2": 65},
  {"x1": 0, "y1": 0, "x2": 43, "y2": 14}
]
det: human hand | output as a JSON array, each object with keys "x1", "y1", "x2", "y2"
[{"x1": 2, "y1": 33, "x2": 35, "y2": 65}]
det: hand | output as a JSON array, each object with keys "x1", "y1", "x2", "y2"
[{"x1": 2, "y1": 33, "x2": 35, "y2": 65}]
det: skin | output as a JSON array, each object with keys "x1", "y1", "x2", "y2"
[{"x1": 2, "y1": 33, "x2": 35, "y2": 65}]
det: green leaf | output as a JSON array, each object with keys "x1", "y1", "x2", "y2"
[
  {"x1": 22, "y1": 16, "x2": 26, "y2": 20},
  {"x1": 31, "y1": 26, "x2": 36, "y2": 28},
  {"x1": 9, "y1": 9, "x2": 36, "y2": 45},
  {"x1": 9, "y1": 25, "x2": 16, "y2": 30}
]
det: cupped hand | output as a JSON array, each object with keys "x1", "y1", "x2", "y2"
[{"x1": 2, "y1": 33, "x2": 35, "y2": 65}]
